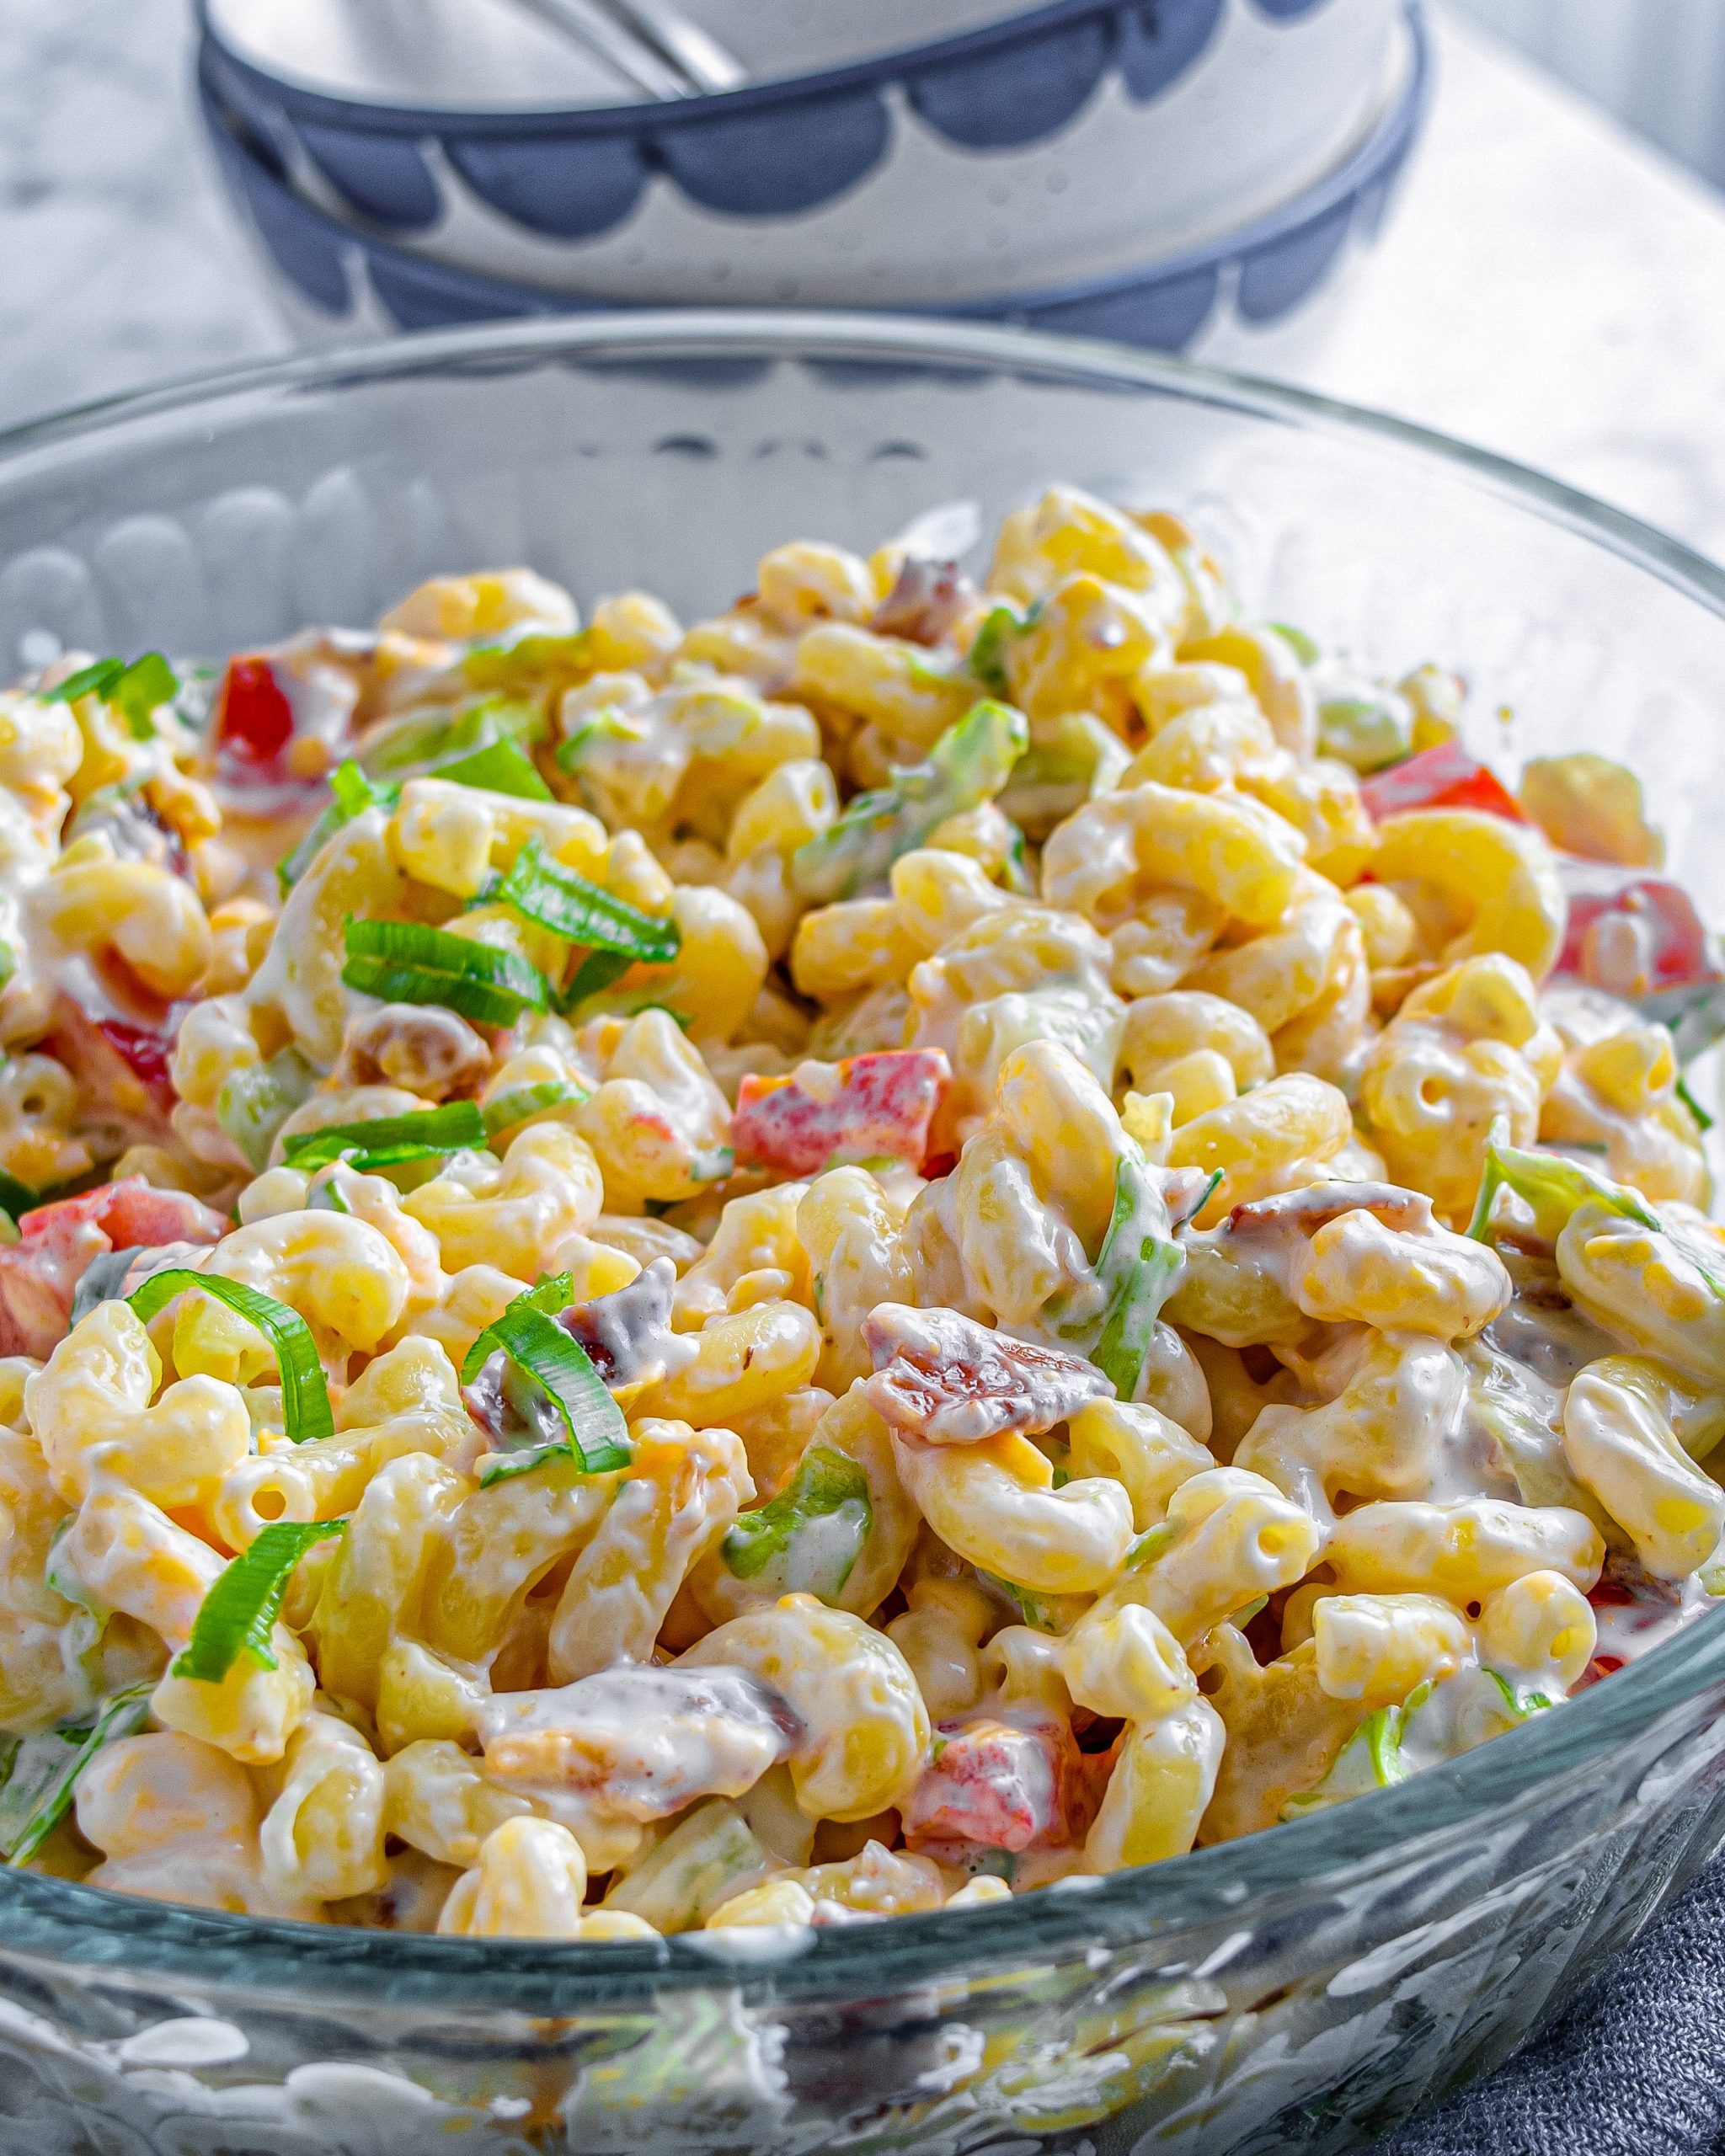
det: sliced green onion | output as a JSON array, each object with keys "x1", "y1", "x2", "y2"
[
  {"x1": 360, "y1": 693, "x2": 542, "y2": 782},
  {"x1": 977, "y1": 1568, "x2": 1060, "y2": 1634},
  {"x1": 50, "y1": 653, "x2": 176, "y2": 741},
  {"x1": 1279, "y1": 1678, "x2": 1434, "y2": 1820},
  {"x1": 171, "y1": 1519, "x2": 347, "y2": 1684},
  {"x1": 482, "y1": 1079, "x2": 589, "y2": 1139},
  {"x1": 129, "y1": 1269, "x2": 334, "y2": 1444},
  {"x1": 0, "y1": 1683, "x2": 154, "y2": 1864},
  {"x1": 1466, "y1": 1117, "x2": 1660, "y2": 1246},
  {"x1": 0, "y1": 1169, "x2": 38, "y2": 1224},
  {"x1": 341, "y1": 918, "x2": 552, "y2": 1028},
  {"x1": 790, "y1": 698, "x2": 1028, "y2": 905},
  {"x1": 45, "y1": 1515, "x2": 106, "y2": 1665},
  {"x1": 1268, "y1": 622, "x2": 1321, "y2": 665},
  {"x1": 280, "y1": 733, "x2": 555, "y2": 895},
  {"x1": 1092, "y1": 1147, "x2": 1187, "y2": 1403},
  {"x1": 965, "y1": 602, "x2": 1021, "y2": 696},
  {"x1": 216, "y1": 1046, "x2": 317, "y2": 1173},
  {"x1": 722, "y1": 1444, "x2": 872, "y2": 1599},
  {"x1": 559, "y1": 946, "x2": 636, "y2": 1011},
  {"x1": 1482, "y1": 1667, "x2": 1553, "y2": 1719},
  {"x1": 277, "y1": 760, "x2": 395, "y2": 894},
  {"x1": 461, "y1": 631, "x2": 592, "y2": 697},
  {"x1": 465, "y1": 1279, "x2": 630, "y2": 1481},
  {"x1": 0, "y1": 937, "x2": 16, "y2": 993},
  {"x1": 489, "y1": 838, "x2": 680, "y2": 963},
  {"x1": 283, "y1": 1100, "x2": 485, "y2": 1173},
  {"x1": 1124, "y1": 1519, "x2": 1179, "y2": 1572},
  {"x1": 430, "y1": 736, "x2": 553, "y2": 802},
  {"x1": 460, "y1": 1270, "x2": 574, "y2": 1385},
  {"x1": 1678, "y1": 1071, "x2": 1715, "y2": 1134},
  {"x1": 49, "y1": 658, "x2": 125, "y2": 705}
]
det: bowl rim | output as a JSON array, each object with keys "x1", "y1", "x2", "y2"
[
  {"x1": 195, "y1": 3, "x2": 1428, "y2": 320},
  {"x1": 198, "y1": 0, "x2": 1277, "y2": 136},
  {"x1": 4, "y1": 307, "x2": 1725, "y2": 2004}
]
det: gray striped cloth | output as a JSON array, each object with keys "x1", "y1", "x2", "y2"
[{"x1": 1383, "y1": 1855, "x2": 1725, "y2": 2153}]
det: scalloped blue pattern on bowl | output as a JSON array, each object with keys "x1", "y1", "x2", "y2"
[
  {"x1": 197, "y1": 0, "x2": 1309, "y2": 237},
  {"x1": 200, "y1": 2, "x2": 1427, "y2": 355}
]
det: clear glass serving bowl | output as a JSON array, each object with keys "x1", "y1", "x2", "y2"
[{"x1": 2, "y1": 314, "x2": 1724, "y2": 2156}]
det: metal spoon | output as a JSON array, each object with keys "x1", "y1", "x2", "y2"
[{"x1": 503, "y1": 0, "x2": 745, "y2": 97}]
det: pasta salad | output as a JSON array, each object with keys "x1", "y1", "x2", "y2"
[{"x1": 0, "y1": 484, "x2": 1717, "y2": 1938}]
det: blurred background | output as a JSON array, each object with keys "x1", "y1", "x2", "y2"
[
  {"x1": 4, "y1": 0, "x2": 1725, "y2": 550},
  {"x1": 1450, "y1": 0, "x2": 1725, "y2": 189}
]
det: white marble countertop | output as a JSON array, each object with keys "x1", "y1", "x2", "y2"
[{"x1": 3, "y1": 2, "x2": 1725, "y2": 555}]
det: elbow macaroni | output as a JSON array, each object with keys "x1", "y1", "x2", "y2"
[{"x1": 0, "y1": 494, "x2": 1711, "y2": 1935}]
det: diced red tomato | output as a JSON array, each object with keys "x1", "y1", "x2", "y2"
[
  {"x1": 216, "y1": 655, "x2": 295, "y2": 765},
  {"x1": 40, "y1": 1002, "x2": 176, "y2": 1150},
  {"x1": 733, "y1": 1049, "x2": 951, "y2": 1178},
  {"x1": 95, "y1": 1020, "x2": 176, "y2": 1113},
  {"x1": 1555, "y1": 857, "x2": 1720, "y2": 996},
  {"x1": 902, "y1": 1716, "x2": 1082, "y2": 1856},
  {"x1": 1359, "y1": 740, "x2": 1531, "y2": 824},
  {"x1": 0, "y1": 1177, "x2": 226, "y2": 1358},
  {"x1": 1573, "y1": 1653, "x2": 1626, "y2": 1692}
]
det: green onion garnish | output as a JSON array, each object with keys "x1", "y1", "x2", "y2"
[
  {"x1": 431, "y1": 736, "x2": 552, "y2": 802},
  {"x1": 481, "y1": 1079, "x2": 590, "y2": 1139},
  {"x1": 277, "y1": 760, "x2": 394, "y2": 894},
  {"x1": 216, "y1": 1046, "x2": 317, "y2": 1172},
  {"x1": 50, "y1": 653, "x2": 177, "y2": 742},
  {"x1": 340, "y1": 918, "x2": 552, "y2": 1028},
  {"x1": 965, "y1": 603, "x2": 1021, "y2": 696},
  {"x1": 1466, "y1": 1120, "x2": 1661, "y2": 1246},
  {"x1": 129, "y1": 1269, "x2": 334, "y2": 1444},
  {"x1": 1092, "y1": 1147, "x2": 1187, "y2": 1403},
  {"x1": 278, "y1": 736, "x2": 553, "y2": 895},
  {"x1": 488, "y1": 838, "x2": 680, "y2": 964},
  {"x1": 722, "y1": 1444, "x2": 873, "y2": 1599},
  {"x1": 0, "y1": 1170, "x2": 38, "y2": 1225},
  {"x1": 559, "y1": 947, "x2": 635, "y2": 1011},
  {"x1": 170, "y1": 1519, "x2": 347, "y2": 1684},
  {"x1": 0, "y1": 1683, "x2": 154, "y2": 1864},
  {"x1": 460, "y1": 1270, "x2": 574, "y2": 1385},
  {"x1": 283, "y1": 1100, "x2": 486, "y2": 1173},
  {"x1": 790, "y1": 698, "x2": 1028, "y2": 905},
  {"x1": 462, "y1": 1276, "x2": 630, "y2": 1482},
  {"x1": 1678, "y1": 1071, "x2": 1715, "y2": 1134},
  {"x1": 461, "y1": 631, "x2": 592, "y2": 697}
]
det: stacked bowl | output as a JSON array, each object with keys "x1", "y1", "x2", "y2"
[{"x1": 196, "y1": 0, "x2": 1429, "y2": 356}]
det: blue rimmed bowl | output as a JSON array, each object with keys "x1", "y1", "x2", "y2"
[
  {"x1": 198, "y1": 0, "x2": 1408, "y2": 310},
  {"x1": 199, "y1": 1, "x2": 1427, "y2": 358}
]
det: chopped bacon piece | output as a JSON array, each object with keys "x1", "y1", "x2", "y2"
[
  {"x1": 215, "y1": 655, "x2": 294, "y2": 765},
  {"x1": 870, "y1": 558, "x2": 973, "y2": 648},
  {"x1": 0, "y1": 1177, "x2": 227, "y2": 1358},
  {"x1": 1555, "y1": 857, "x2": 1721, "y2": 998},
  {"x1": 732, "y1": 1049, "x2": 950, "y2": 1178},
  {"x1": 903, "y1": 1715, "x2": 1083, "y2": 1856},
  {"x1": 1228, "y1": 1181, "x2": 1435, "y2": 1238},
  {"x1": 1359, "y1": 740, "x2": 1530, "y2": 824},
  {"x1": 862, "y1": 1302, "x2": 1110, "y2": 1444}
]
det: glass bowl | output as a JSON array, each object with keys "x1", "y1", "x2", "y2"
[{"x1": 2, "y1": 314, "x2": 1724, "y2": 2156}]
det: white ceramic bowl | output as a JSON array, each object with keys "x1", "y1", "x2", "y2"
[
  {"x1": 201, "y1": 0, "x2": 1407, "y2": 307},
  {"x1": 200, "y1": 5, "x2": 1427, "y2": 371},
  {"x1": 204, "y1": 0, "x2": 1039, "y2": 105}
]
